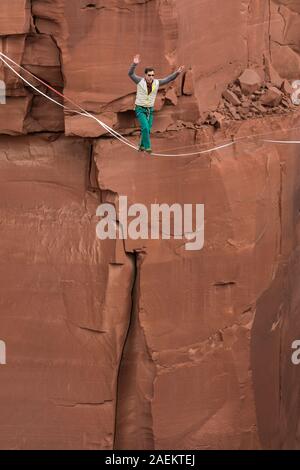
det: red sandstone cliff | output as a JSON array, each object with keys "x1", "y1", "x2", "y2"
[{"x1": 0, "y1": 0, "x2": 300, "y2": 450}]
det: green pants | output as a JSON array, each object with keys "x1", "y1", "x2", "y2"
[{"x1": 135, "y1": 105, "x2": 154, "y2": 150}]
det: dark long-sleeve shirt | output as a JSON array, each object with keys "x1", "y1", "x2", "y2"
[{"x1": 128, "y1": 63, "x2": 180, "y2": 86}]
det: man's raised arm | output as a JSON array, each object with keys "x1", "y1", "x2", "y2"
[
  {"x1": 158, "y1": 65, "x2": 185, "y2": 86},
  {"x1": 128, "y1": 54, "x2": 143, "y2": 84}
]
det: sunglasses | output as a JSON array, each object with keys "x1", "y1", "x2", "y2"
[{"x1": 147, "y1": 74, "x2": 155, "y2": 77}]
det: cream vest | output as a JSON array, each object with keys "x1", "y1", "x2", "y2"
[{"x1": 135, "y1": 78, "x2": 160, "y2": 107}]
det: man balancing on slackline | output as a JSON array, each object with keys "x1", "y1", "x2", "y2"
[{"x1": 128, "y1": 54, "x2": 185, "y2": 154}]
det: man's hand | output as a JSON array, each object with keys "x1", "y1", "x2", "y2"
[
  {"x1": 133, "y1": 54, "x2": 140, "y2": 65},
  {"x1": 177, "y1": 65, "x2": 185, "y2": 74}
]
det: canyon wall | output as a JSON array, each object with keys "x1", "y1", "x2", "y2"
[{"x1": 0, "y1": 0, "x2": 300, "y2": 449}]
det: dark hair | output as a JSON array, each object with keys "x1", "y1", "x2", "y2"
[{"x1": 144, "y1": 67, "x2": 155, "y2": 74}]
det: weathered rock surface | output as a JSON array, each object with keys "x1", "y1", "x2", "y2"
[
  {"x1": 0, "y1": 0, "x2": 300, "y2": 451},
  {"x1": 261, "y1": 86, "x2": 283, "y2": 107},
  {"x1": 238, "y1": 69, "x2": 262, "y2": 95}
]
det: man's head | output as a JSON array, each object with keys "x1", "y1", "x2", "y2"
[{"x1": 145, "y1": 67, "x2": 155, "y2": 84}]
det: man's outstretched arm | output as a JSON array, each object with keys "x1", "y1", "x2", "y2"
[
  {"x1": 128, "y1": 55, "x2": 143, "y2": 84},
  {"x1": 158, "y1": 65, "x2": 185, "y2": 86},
  {"x1": 128, "y1": 63, "x2": 143, "y2": 84}
]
